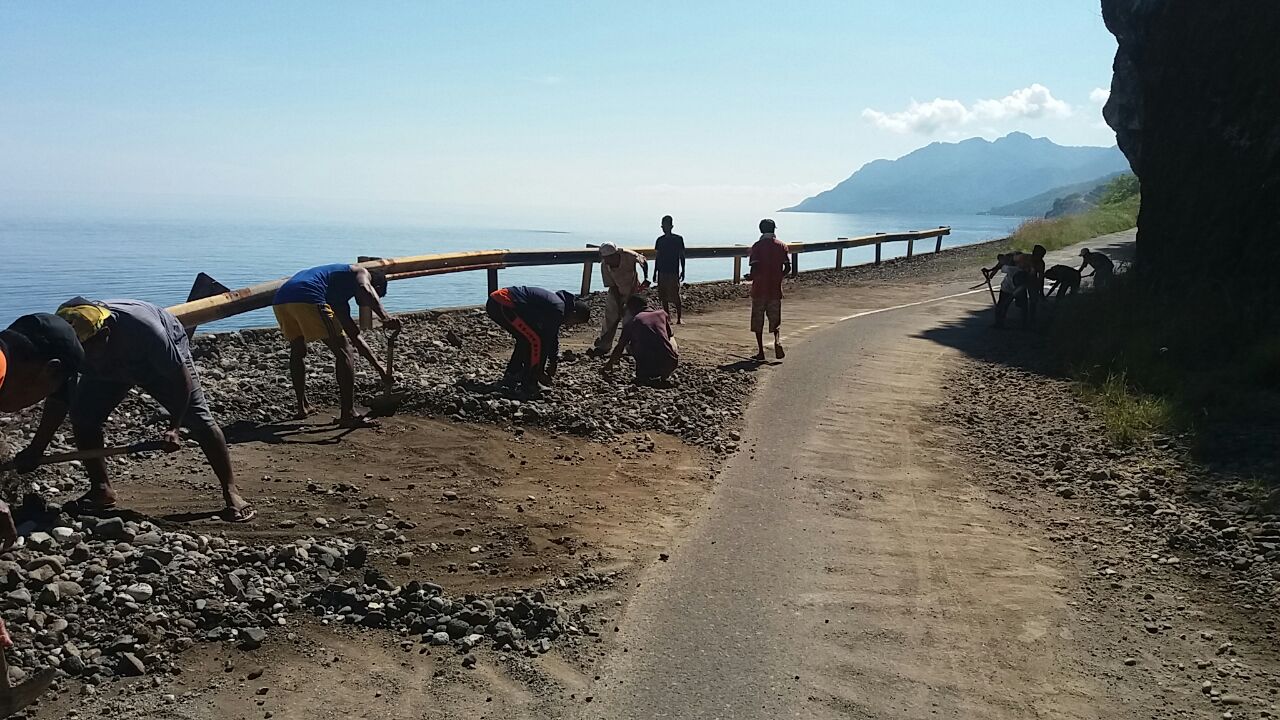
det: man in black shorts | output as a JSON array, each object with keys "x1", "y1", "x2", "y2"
[{"x1": 14, "y1": 298, "x2": 254, "y2": 522}]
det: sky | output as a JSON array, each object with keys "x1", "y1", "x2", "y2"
[{"x1": 0, "y1": 1, "x2": 1120, "y2": 223}]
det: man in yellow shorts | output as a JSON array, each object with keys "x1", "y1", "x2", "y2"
[{"x1": 272, "y1": 263, "x2": 400, "y2": 427}]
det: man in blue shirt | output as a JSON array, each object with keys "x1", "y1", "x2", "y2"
[
  {"x1": 273, "y1": 264, "x2": 401, "y2": 427},
  {"x1": 486, "y1": 286, "x2": 590, "y2": 397}
]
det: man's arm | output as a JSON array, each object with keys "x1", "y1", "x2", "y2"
[
  {"x1": 679, "y1": 239, "x2": 686, "y2": 281},
  {"x1": 336, "y1": 310, "x2": 389, "y2": 381},
  {"x1": 781, "y1": 246, "x2": 792, "y2": 276},
  {"x1": 352, "y1": 267, "x2": 401, "y2": 330},
  {"x1": 603, "y1": 321, "x2": 632, "y2": 368},
  {"x1": 15, "y1": 397, "x2": 70, "y2": 470}
]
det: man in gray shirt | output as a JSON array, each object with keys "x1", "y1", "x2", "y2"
[{"x1": 14, "y1": 298, "x2": 253, "y2": 522}]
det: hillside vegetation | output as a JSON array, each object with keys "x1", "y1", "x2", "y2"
[{"x1": 1008, "y1": 174, "x2": 1139, "y2": 252}]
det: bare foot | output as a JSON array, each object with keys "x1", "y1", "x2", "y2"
[
  {"x1": 293, "y1": 405, "x2": 314, "y2": 421},
  {"x1": 751, "y1": 351, "x2": 766, "y2": 362},
  {"x1": 774, "y1": 343, "x2": 785, "y2": 360},
  {"x1": 67, "y1": 489, "x2": 117, "y2": 513}
]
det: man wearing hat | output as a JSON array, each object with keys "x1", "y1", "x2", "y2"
[
  {"x1": 14, "y1": 298, "x2": 254, "y2": 522},
  {"x1": 590, "y1": 242, "x2": 649, "y2": 355},
  {"x1": 0, "y1": 312, "x2": 85, "y2": 546},
  {"x1": 1078, "y1": 248, "x2": 1115, "y2": 289}
]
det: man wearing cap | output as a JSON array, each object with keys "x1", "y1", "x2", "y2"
[
  {"x1": 15, "y1": 298, "x2": 255, "y2": 522},
  {"x1": 486, "y1": 286, "x2": 591, "y2": 397},
  {"x1": 272, "y1": 263, "x2": 400, "y2": 427},
  {"x1": 0, "y1": 313, "x2": 85, "y2": 545},
  {"x1": 1079, "y1": 248, "x2": 1115, "y2": 289},
  {"x1": 589, "y1": 243, "x2": 649, "y2": 356}
]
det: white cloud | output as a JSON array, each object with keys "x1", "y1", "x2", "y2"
[
  {"x1": 1090, "y1": 87, "x2": 1110, "y2": 105},
  {"x1": 863, "y1": 84, "x2": 1073, "y2": 135}
]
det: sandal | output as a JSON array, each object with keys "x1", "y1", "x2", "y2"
[
  {"x1": 63, "y1": 495, "x2": 118, "y2": 516},
  {"x1": 222, "y1": 505, "x2": 257, "y2": 524}
]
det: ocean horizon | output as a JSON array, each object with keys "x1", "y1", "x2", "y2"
[{"x1": 0, "y1": 209, "x2": 1022, "y2": 332}]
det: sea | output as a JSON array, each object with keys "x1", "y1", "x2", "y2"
[{"x1": 0, "y1": 210, "x2": 1021, "y2": 332}]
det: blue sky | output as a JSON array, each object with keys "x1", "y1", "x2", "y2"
[{"x1": 0, "y1": 1, "x2": 1119, "y2": 221}]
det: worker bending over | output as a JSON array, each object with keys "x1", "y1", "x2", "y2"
[
  {"x1": 487, "y1": 286, "x2": 590, "y2": 397},
  {"x1": 603, "y1": 295, "x2": 680, "y2": 383},
  {"x1": 272, "y1": 263, "x2": 401, "y2": 427}
]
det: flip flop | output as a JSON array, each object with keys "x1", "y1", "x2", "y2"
[{"x1": 222, "y1": 505, "x2": 257, "y2": 524}]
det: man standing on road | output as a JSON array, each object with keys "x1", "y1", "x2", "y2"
[
  {"x1": 486, "y1": 285, "x2": 590, "y2": 397},
  {"x1": 654, "y1": 215, "x2": 686, "y2": 324},
  {"x1": 603, "y1": 295, "x2": 680, "y2": 383},
  {"x1": 589, "y1": 243, "x2": 649, "y2": 356},
  {"x1": 1079, "y1": 248, "x2": 1115, "y2": 289},
  {"x1": 748, "y1": 219, "x2": 790, "y2": 361},
  {"x1": 272, "y1": 263, "x2": 401, "y2": 428},
  {"x1": 13, "y1": 298, "x2": 256, "y2": 522}
]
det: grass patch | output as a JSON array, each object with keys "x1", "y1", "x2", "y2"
[
  {"x1": 1008, "y1": 174, "x2": 1140, "y2": 252},
  {"x1": 1077, "y1": 371, "x2": 1177, "y2": 446}
]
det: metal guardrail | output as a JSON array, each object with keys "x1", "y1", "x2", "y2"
[{"x1": 167, "y1": 227, "x2": 951, "y2": 328}]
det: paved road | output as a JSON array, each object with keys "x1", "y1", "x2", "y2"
[{"x1": 576, "y1": 232, "x2": 1135, "y2": 720}]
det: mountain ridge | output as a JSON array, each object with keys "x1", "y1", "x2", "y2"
[{"x1": 783, "y1": 132, "x2": 1130, "y2": 214}]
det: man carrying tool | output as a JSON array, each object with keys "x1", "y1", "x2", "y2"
[
  {"x1": 654, "y1": 215, "x2": 686, "y2": 324},
  {"x1": 272, "y1": 263, "x2": 400, "y2": 427},
  {"x1": 486, "y1": 286, "x2": 590, "y2": 397},
  {"x1": 982, "y1": 253, "x2": 1033, "y2": 328},
  {"x1": 749, "y1": 218, "x2": 790, "y2": 361},
  {"x1": 0, "y1": 314, "x2": 86, "y2": 714},
  {"x1": 603, "y1": 295, "x2": 680, "y2": 383},
  {"x1": 589, "y1": 243, "x2": 649, "y2": 356},
  {"x1": 1078, "y1": 248, "x2": 1115, "y2": 289},
  {"x1": 0, "y1": 313, "x2": 85, "y2": 540},
  {"x1": 12, "y1": 298, "x2": 256, "y2": 522}
]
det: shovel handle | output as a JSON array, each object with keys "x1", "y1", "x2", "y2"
[{"x1": 0, "y1": 440, "x2": 170, "y2": 472}]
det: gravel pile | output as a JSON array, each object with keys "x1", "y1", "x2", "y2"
[
  {"x1": 939, "y1": 361, "x2": 1280, "y2": 607},
  {"x1": 0, "y1": 505, "x2": 605, "y2": 699}
]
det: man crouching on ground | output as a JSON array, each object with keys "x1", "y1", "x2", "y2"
[
  {"x1": 14, "y1": 298, "x2": 256, "y2": 522},
  {"x1": 272, "y1": 263, "x2": 401, "y2": 428},
  {"x1": 603, "y1": 295, "x2": 679, "y2": 383}
]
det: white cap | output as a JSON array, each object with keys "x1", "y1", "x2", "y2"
[{"x1": 599, "y1": 242, "x2": 619, "y2": 258}]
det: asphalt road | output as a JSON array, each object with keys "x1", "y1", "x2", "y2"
[{"x1": 576, "y1": 232, "x2": 1136, "y2": 720}]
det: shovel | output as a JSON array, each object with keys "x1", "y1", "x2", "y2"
[
  {"x1": 0, "y1": 440, "x2": 170, "y2": 472},
  {"x1": 0, "y1": 637, "x2": 55, "y2": 718},
  {"x1": 367, "y1": 326, "x2": 405, "y2": 417}
]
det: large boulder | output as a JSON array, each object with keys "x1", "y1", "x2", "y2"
[{"x1": 1102, "y1": 0, "x2": 1280, "y2": 289}]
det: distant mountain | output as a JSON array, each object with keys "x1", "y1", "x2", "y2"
[
  {"x1": 984, "y1": 172, "x2": 1127, "y2": 216},
  {"x1": 783, "y1": 132, "x2": 1130, "y2": 214}
]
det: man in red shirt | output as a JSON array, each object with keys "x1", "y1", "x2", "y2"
[{"x1": 748, "y1": 218, "x2": 790, "y2": 361}]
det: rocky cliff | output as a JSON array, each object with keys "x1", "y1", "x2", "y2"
[{"x1": 1102, "y1": 0, "x2": 1280, "y2": 289}]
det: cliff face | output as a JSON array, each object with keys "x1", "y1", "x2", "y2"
[{"x1": 1102, "y1": 0, "x2": 1280, "y2": 287}]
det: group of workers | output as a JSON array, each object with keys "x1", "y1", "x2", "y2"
[
  {"x1": 982, "y1": 246, "x2": 1114, "y2": 328},
  {"x1": 0, "y1": 215, "x2": 794, "y2": 539}
]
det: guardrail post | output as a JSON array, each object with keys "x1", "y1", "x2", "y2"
[
  {"x1": 835, "y1": 239, "x2": 846, "y2": 269},
  {"x1": 733, "y1": 256, "x2": 742, "y2": 284},
  {"x1": 487, "y1": 267, "x2": 499, "y2": 293},
  {"x1": 875, "y1": 243, "x2": 882, "y2": 265},
  {"x1": 580, "y1": 260, "x2": 594, "y2": 296},
  {"x1": 358, "y1": 256, "x2": 379, "y2": 330},
  {"x1": 906, "y1": 238, "x2": 914, "y2": 258},
  {"x1": 935, "y1": 235, "x2": 943, "y2": 253},
  {"x1": 790, "y1": 252, "x2": 799, "y2": 278}
]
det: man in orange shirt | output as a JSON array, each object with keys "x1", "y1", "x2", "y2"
[{"x1": 748, "y1": 219, "x2": 791, "y2": 361}]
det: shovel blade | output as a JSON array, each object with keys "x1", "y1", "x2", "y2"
[{"x1": 0, "y1": 667, "x2": 55, "y2": 718}]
